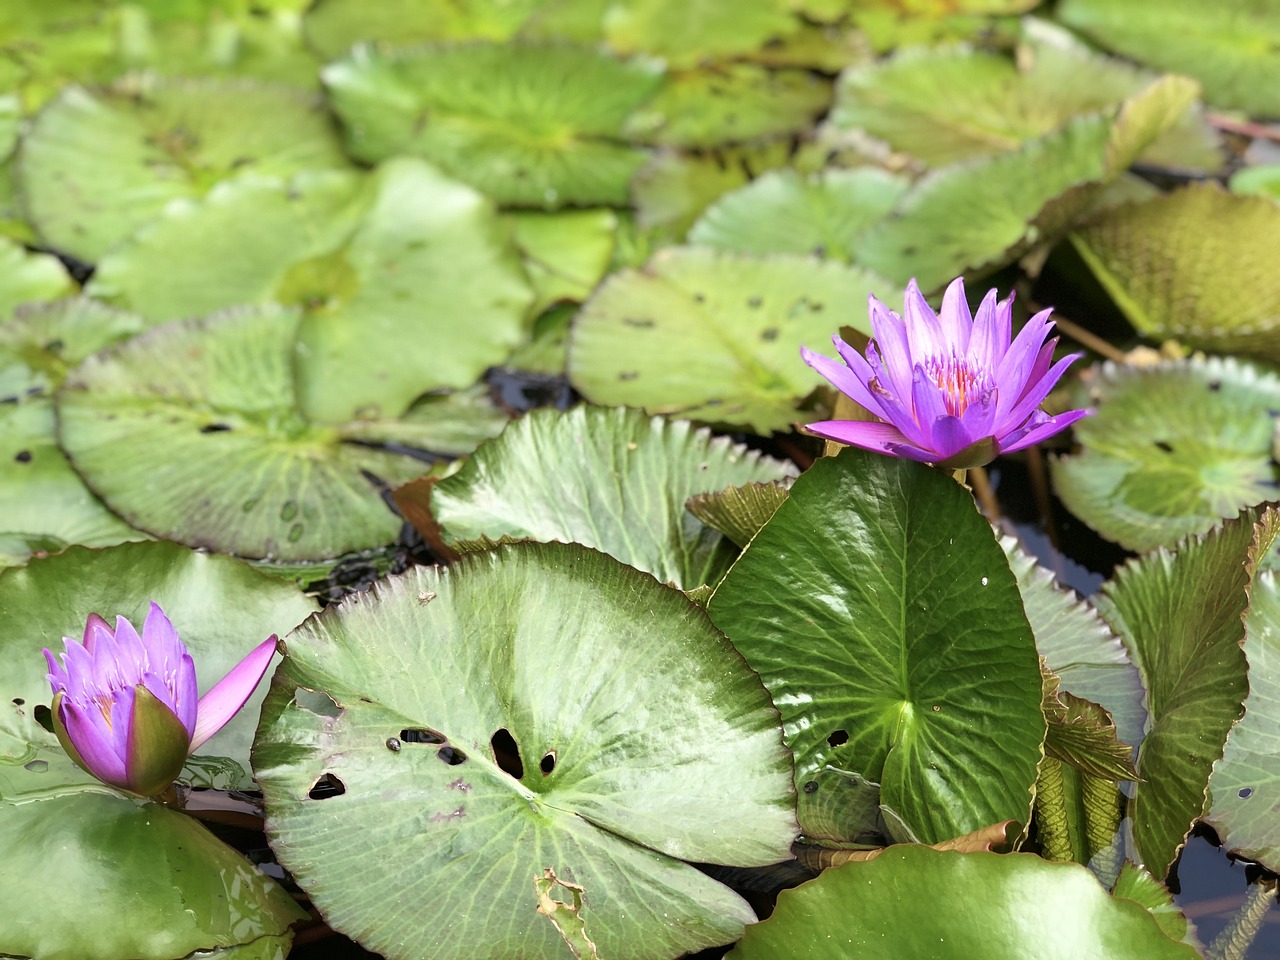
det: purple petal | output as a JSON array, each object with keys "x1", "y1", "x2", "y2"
[
  {"x1": 190, "y1": 636, "x2": 278, "y2": 752},
  {"x1": 802, "y1": 345, "x2": 886, "y2": 418},
  {"x1": 966, "y1": 288, "x2": 1006, "y2": 371},
  {"x1": 61, "y1": 639, "x2": 101, "y2": 702},
  {"x1": 997, "y1": 352, "x2": 1082, "y2": 437},
  {"x1": 903, "y1": 279, "x2": 948, "y2": 356},
  {"x1": 909, "y1": 372, "x2": 956, "y2": 448},
  {"x1": 957, "y1": 387, "x2": 998, "y2": 443},
  {"x1": 60, "y1": 697, "x2": 129, "y2": 788},
  {"x1": 999, "y1": 408, "x2": 1092, "y2": 454},
  {"x1": 44, "y1": 647, "x2": 68, "y2": 694},
  {"x1": 82, "y1": 613, "x2": 114, "y2": 652},
  {"x1": 802, "y1": 419, "x2": 938, "y2": 463},
  {"x1": 936, "y1": 278, "x2": 972, "y2": 353},
  {"x1": 867, "y1": 296, "x2": 916, "y2": 401},
  {"x1": 928, "y1": 415, "x2": 987, "y2": 462},
  {"x1": 995, "y1": 309, "x2": 1054, "y2": 390}
]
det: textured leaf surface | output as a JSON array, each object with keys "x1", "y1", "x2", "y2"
[
  {"x1": 728, "y1": 848, "x2": 1199, "y2": 960},
  {"x1": 603, "y1": 0, "x2": 797, "y2": 68},
  {"x1": 1052, "y1": 358, "x2": 1280, "y2": 553},
  {"x1": 1071, "y1": 184, "x2": 1280, "y2": 363},
  {"x1": 1112, "y1": 862, "x2": 1197, "y2": 948},
  {"x1": 569, "y1": 247, "x2": 889, "y2": 432},
  {"x1": 254, "y1": 542, "x2": 797, "y2": 960},
  {"x1": 430, "y1": 406, "x2": 796, "y2": 589},
  {"x1": 708, "y1": 449, "x2": 1044, "y2": 843},
  {"x1": 1094, "y1": 509, "x2": 1280, "y2": 880}
]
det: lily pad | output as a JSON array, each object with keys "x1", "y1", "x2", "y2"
[
  {"x1": 622, "y1": 63, "x2": 831, "y2": 148},
  {"x1": 707, "y1": 449, "x2": 1045, "y2": 844},
  {"x1": 1051, "y1": 358, "x2": 1280, "y2": 553},
  {"x1": 0, "y1": 235, "x2": 72, "y2": 315},
  {"x1": 18, "y1": 78, "x2": 351, "y2": 262},
  {"x1": 1058, "y1": 0, "x2": 1280, "y2": 116},
  {"x1": 0, "y1": 539, "x2": 317, "y2": 791},
  {"x1": 509, "y1": 208, "x2": 618, "y2": 315},
  {"x1": 0, "y1": 791, "x2": 305, "y2": 960},
  {"x1": 688, "y1": 167, "x2": 911, "y2": 261},
  {"x1": 429, "y1": 405, "x2": 797, "y2": 589},
  {"x1": 569, "y1": 247, "x2": 890, "y2": 433},
  {"x1": 1207, "y1": 570, "x2": 1280, "y2": 873},
  {"x1": 253, "y1": 542, "x2": 798, "y2": 960},
  {"x1": 1070, "y1": 184, "x2": 1280, "y2": 363},
  {"x1": 303, "y1": 0, "x2": 543, "y2": 57},
  {"x1": 1111, "y1": 862, "x2": 1197, "y2": 948},
  {"x1": 855, "y1": 74, "x2": 1197, "y2": 290},
  {"x1": 727, "y1": 847, "x2": 1200, "y2": 959},
  {"x1": 56, "y1": 305, "x2": 436, "y2": 562},
  {"x1": 322, "y1": 43, "x2": 664, "y2": 208},
  {"x1": 1094, "y1": 508, "x2": 1280, "y2": 880},
  {"x1": 602, "y1": 0, "x2": 798, "y2": 68}
]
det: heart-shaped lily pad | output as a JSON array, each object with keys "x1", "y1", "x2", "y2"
[
  {"x1": 707, "y1": 448, "x2": 1045, "y2": 844},
  {"x1": 1052, "y1": 357, "x2": 1280, "y2": 553},
  {"x1": 253, "y1": 541, "x2": 798, "y2": 960},
  {"x1": 18, "y1": 78, "x2": 352, "y2": 262},
  {"x1": 56, "y1": 305, "x2": 437, "y2": 562},
  {"x1": 569, "y1": 247, "x2": 890, "y2": 433},
  {"x1": 322, "y1": 43, "x2": 664, "y2": 207},
  {"x1": 429, "y1": 405, "x2": 797, "y2": 589}
]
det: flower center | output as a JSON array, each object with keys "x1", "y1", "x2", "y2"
[{"x1": 922, "y1": 355, "x2": 992, "y2": 417}]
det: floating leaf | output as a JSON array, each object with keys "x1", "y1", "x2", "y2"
[
  {"x1": 510, "y1": 208, "x2": 618, "y2": 315},
  {"x1": 1112, "y1": 861, "x2": 1198, "y2": 949},
  {"x1": 323, "y1": 43, "x2": 663, "y2": 207},
  {"x1": 727, "y1": 848, "x2": 1200, "y2": 959},
  {"x1": 849, "y1": 0, "x2": 1034, "y2": 52},
  {"x1": 708, "y1": 449, "x2": 1045, "y2": 843},
  {"x1": 0, "y1": 298, "x2": 144, "y2": 402},
  {"x1": 18, "y1": 78, "x2": 351, "y2": 262},
  {"x1": 429, "y1": 406, "x2": 796, "y2": 589},
  {"x1": 569, "y1": 247, "x2": 889, "y2": 432},
  {"x1": 602, "y1": 0, "x2": 798, "y2": 69},
  {"x1": 57, "y1": 305, "x2": 434, "y2": 562},
  {"x1": 0, "y1": 539, "x2": 316, "y2": 790},
  {"x1": 689, "y1": 168, "x2": 911, "y2": 261},
  {"x1": 254, "y1": 542, "x2": 798, "y2": 960},
  {"x1": 0, "y1": 236, "x2": 71, "y2": 316},
  {"x1": 1094, "y1": 508, "x2": 1279, "y2": 880},
  {"x1": 1058, "y1": 0, "x2": 1280, "y2": 116},
  {"x1": 1071, "y1": 184, "x2": 1280, "y2": 363},
  {"x1": 1207, "y1": 570, "x2": 1280, "y2": 873},
  {"x1": 1229, "y1": 164, "x2": 1280, "y2": 200},
  {"x1": 686, "y1": 481, "x2": 790, "y2": 548},
  {"x1": 1052, "y1": 358, "x2": 1280, "y2": 553},
  {"x1": 303, "y1": 0, "x2": 543, "y2": 57},
  {"x1": 623, "y1": 63, "x2": 831, "y2": 148}
]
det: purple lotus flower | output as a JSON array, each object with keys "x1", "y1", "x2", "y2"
[
  {"x1": 43, "y1": 603, "x2": 277, "y2": 797},
  {"x1": 801, "y1": 277, "x2": 1090, "y2": 469}
]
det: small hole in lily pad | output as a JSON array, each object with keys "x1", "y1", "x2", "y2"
[
  {"x1": 1154, "y1": 441, "x2": 1174, "y2": 453},
  {"x1": 23, "y1": 760, "x2": 47, "y2": 773},
  {"x1": 1208, "y1": 380, "x2": 1222, "y2": 392},
  {"x1": 11, "y1": 697, "x2": 23, "y2": 706},
  {"x1": 1239, "y1": 787, "x2": 1254, "y2": 799},
  {"x1": 199, "y1": 423, "x2": 232, "y2": 434},
  {"x1": 540, "y1": 752, "x2": 556, "y2": 775},
  {"x1": 33, "y1": 705, "x2": 52, "y2": 733},
  {"x1": 14, "y1": 450, "x2": 31, "y2": 463},
  {"x1": 437, "y1": 746, "x2": 467, "y2": 766},
  {"x1": 295, "y1": 688, "x2": 341, "y2": 717},
  {"x1": 491, "y1": 728, "x2": 523, "y2": 779},
  {"x1": 399, "y1": 727, "x2": 446, "y2": 744},
  {"x1": 827, "y1": 730, "x2": 849, "y2": 748},
  {"x1": 803, "y1": 781, "x2": 819, "y2": 794},
  {"x1": 307, "y1": 773, "x2": 346, "y2": 800}
]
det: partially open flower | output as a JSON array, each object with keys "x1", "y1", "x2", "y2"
[
  {"x1": 43, "y1": 603, "x2": 277, "y2": 797},
  {"x1": 801, "y1": 277, "x2": 1090, "y2": 470}
]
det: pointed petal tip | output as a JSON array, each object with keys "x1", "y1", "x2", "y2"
[{"x1": 189, "y1": 635, "x2": 279, "y2": 752}]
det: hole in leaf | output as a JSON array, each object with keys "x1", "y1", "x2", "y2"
[
  {"x1": 1239, "y1": 787, "x2": 1254, "y2": 799},
  {"x1": 294, "y1": 688, "x2": 341, "y2": 717},
  {"x1": 803, "y1": 780, "x2": 819, "y2": 794},
  {"x1": 307, "y1": 773, "x2": 346, "y2": 800},
  {"x1": 33, "y1": 704, "x2": 52, "y2": 733},
  {"x1": 399, "y1": 727, "x2": 446, "y2": 744},
  {"x1": 1207, "y1": 380, "x2": 1222, "y2": 392},
  {"x1": 14, "y1": 450, "x2": 31, "y2": 463},
  {"x1": 437, "y1": 746, "x2": 467, "y2": 766},
  {"x1": 540, "y1": 752, "x2": 556, "y2": 775},
  {"x1": 23, "y1": 760, "x2": 47, "y2": 773},
  {"x1": 827, "y1": 730, "x2": 849, "y2": 748},
  {"x1": 11, "y1": 697, "x2": 23, "y2": 706},
  {"x1": 1154, "y1": 440, "x2": 1174, "y2": 453},
  {"x1": 200, "y1": 423, "x2": 232, "y2": 434},
  {"x1": 491, "y1": 728, "x2": 523, "y2": 779}
]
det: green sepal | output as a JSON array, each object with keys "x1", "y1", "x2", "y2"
[
  {"x1": 49, "y1": 691, "x2": 93, "y2": 778},
  {"x1": 125, "y1": 684, "x2": 192, "y2": 798},
  {"x1": 937, "y1": 435, "x2": 998, "y2": 470}
]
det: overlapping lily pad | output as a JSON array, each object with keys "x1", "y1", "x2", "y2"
[
  {"x1": 322, "y1": 43, "x2": 664, "y2": 207},
  {"x1": 1052, "y1": 358, "x2": 1280, "y2": 553},
  {"x1": 0, "y1": 235, "x2": 71, "y2": 315},
  {"x1": 303, "y1": 0, "x2": 543, "y2": 57},
  {"x1": 1094, "y1": 508, "x2": 1279, "y2": 880},
  {"x1": 509, "y1": 208, "x2": 618, "y2": 314},
  {"x1": 1070, "y1": 184, "x2": 1280, "y2": 363},
  {"x1": 707, "y1": 449, "x2": 1045, "y2": 843},
  {"x1": 429, "y1": 405, "x2": 797, "y2": 589},
  {"x1": 569, "y1": 247, "x2": 889, "y2": 432},
  {"x1": 602, "y1": 0, "x2": 798, "y2": 68},
  {"x1": 56, "y1": 305, "x2": 437, "y2": 562},
  {"x1": 253, "y1": 542, "x2": 798, "y2": 960},
  {"x1": 728, "y1": 848, "x2": 1200, "y2": 959},
  {"x1": 18, "y1": 78, "x2": 351, "y2": 262}
]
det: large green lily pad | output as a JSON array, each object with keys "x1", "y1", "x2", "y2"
[
  {"x1": 1058, "y1": 0, "x2": 1280, "y2": 116},
  {"x1": 1052, "y1": 357, "x2": 1280, "y2": 553},
  {"x1": 322, "y1": 43, "x2": 663, "y2": 207},
  {"x1": 1094, "y1": 508, "x2": 1279, "y2": 880},
  {"x1": 727, "y1": 848, "x2": 1199, "y2": 959},
  {"x1": 569, "y1": 247, "x2": 890, "y2": 433},
  {"x1": 430, "y1": 405, "x2": 796, "y2": 589},
  {"x1": 602, "y1": 0, "x2": 798, "y2": 68},
  {"x1": 253, "y1": 542, "x2": 798, "y2": 960},
  {"x1": 1070, "y1": 184, "x2": 1280, "y2": 364},
  {"x1": 0, "y1": 539, "x2": 316, "y2": 791},
  {"x1": 1207, "y1": 570, "x2": 1280, "y2": 873},
  {"x1": 707, "y1": 449, "x2": 1045, "y2": 844},
  {"x1": 18, "y1": 78, "x2": 351, "y2": 262},
  {"x1": 56, "y1": 305, "x2": 437, "y2": 562}
]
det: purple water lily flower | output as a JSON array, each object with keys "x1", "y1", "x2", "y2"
[
  {"x1": 43, "y1": 603, "x2": 277, "y2": 797},
  {"x1": 801, "y1": 277, "x2": 1090, "y2": 470}
]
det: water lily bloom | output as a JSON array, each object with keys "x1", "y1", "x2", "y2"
[
  {"x1": 43, "y1": 603, "x2": 277, "y2": 797},
  {"x1": 801, "y1": 277, "x2": 1090, "y2": 470}
]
